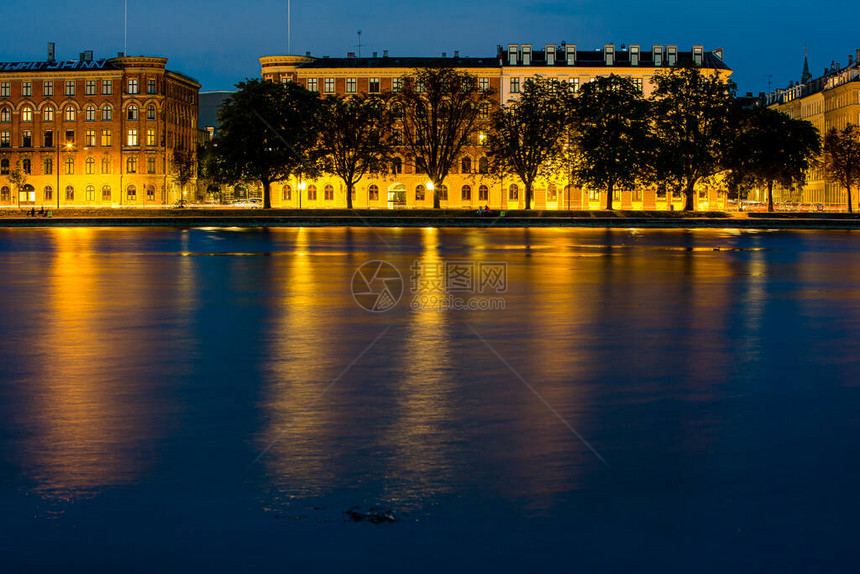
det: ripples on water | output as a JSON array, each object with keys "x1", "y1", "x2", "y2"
[{"x1": 1, "y1": 227, "x2": 859, "y2": 572}]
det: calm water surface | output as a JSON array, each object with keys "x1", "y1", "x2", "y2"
[{"x1": 1, "y1": 227, "x2": 859, "y2": 573}]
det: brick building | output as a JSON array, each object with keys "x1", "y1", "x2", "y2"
[{"x1": 0, "y1": 44, "x2": 200, "y2": 208}]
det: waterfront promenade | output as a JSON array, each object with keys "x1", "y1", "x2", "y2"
[{"x1": 2, "y1": 208, "x2": 860, "y2": 229}]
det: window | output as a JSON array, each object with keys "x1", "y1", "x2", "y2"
[
  {"x1": 102, "y1": 185, "x2": 111, "y2": 200},
  {"x1": 127, "y1": 129, "x2": 138, "y2": 146},
  {"x1": 1, "y1": 82, "x2": 11, "y2": 97},
  {"x1": 416, "y1": 79, "x2": 425, "y2": 93},
  {"x1": 479, "y1": 185, "x2": 488, "y2": 201},
  {"x1": 392, "y1": 77, "x2": 402, "y2": 92},
  {"x1": 632, "y1": 78, "x2": 643, "y2": 93},
  {"x1": 306, "y1": 78, "x2": 318, "y2": 92},
  {"x1": 307, "y1": 184, "x2": 317, "y2": 200},
  {"x1": 65, "y1": 185, "x2": 74, "y2": 200},
  {"x1": 438, "y1": 185, "x2": 448, "y2": 201},
  {"x1": 346, "y1": 78, "x2": 357, "y2": 93},
  {"x1": 0, "y1": 107, "x2": 9, "y2": 122},
  {"x1": 86, "y1": 80, "x2": 96, "y2": 95},
  {"x1": 547, "y1": 184, "x2": 558, "y2": 201},
  {"x1": 147, "y1": 79, "x2": 156, "y2": 94},
  {"x1": 461, "y1": 185, "x2": 471, "y2": 201},
  {"x1": 21, "y1": 106, "x2": 33, "y2": 122},
  {"x1": 64, "y1": 157, "x2": 74, "y2": 174},
  {"x1": 324, "y1": 78, "x2": 335, "y2": 93},
  {"x1": 126, "y1": 156, "x2": 137, "y2": 173},
  {"x1": 478, "y1": 156, "x2": 489, "y2": 174},
  {"x1": 101, "y1": 130, "x2": 112, "y2": 146},
  {"x1": 147, "y1": 105, "x2": 156, "y2": 120},
  {"x1": 43, "y1": 106, "x2": 55, "y2": 122},
  {"x1": 65, "y1": 130, "x2": 75, "y2": 144},
  {"x1": 369, "y1": 78, "x2": 380, "y2": 93},
  {"x1": 44, "y1": 186, "x2": 53, "y2": 200},
  {"x1": 128, "y1": 105, "x2": 138, "y2": 120},
  {"x1": 509, "y1": 184, "x2": 519, "y2": 200},
  {"x1": 43, "y1": 81, "x2": 54, "y2": 97},
  {"x1": 85, "y1": 157, "x2": 95, "y2": 174},
  {"x1": 65, "y1": 80, "x2": 75, "y2": 96},
  {"x1": 368, "y1": 184, "x2": 378, "y2": 201},
  {"x1": 44, "y1": 131, "x2": 53, "y2": 148},
  {"x1": 101, "y1": 157, "x2": 111, "y2": 174},
  {"x1": 22, "y1": 159, "x2": 31, "y2": 174},
  {"x1": 146, "y1": 186, "x2": 155, "y2": 200},
  {"x1": 479, "y1": 102, "x2": 490, "y2": 119},
  {"x1": 22, "y1": 130, "x2": 32, "y2": 147},
  {"x1": 479, "y1": 77, "x2": 490, "y2": 92},
  {"x1": 415, "y1": 184, "x2": 425, "y2": 201},
  {"x1": 0, "y1": 131, "x2": 9, "y2": 148},
  {"x1": 102, "y1": 104, "x2": 113, "y2": 121},
  {"x1": 44, "y1": 158, "x2": 53, "y2": 174},
  {"x1": 22, "y1": 81, "x2": 32, "y2": 97},
  {"x1": 0, "y1": 159, "x2": 7, "y2": 174},
  {"x1": 128, "y1": 78, "x2": 139, "y2": 94},
  {"x1": 85, "y1": 105, "x2": 97, "y2": 121},
  {"x1": 569, "y1": 78, "x2": 579, "y2": 93},
  {"x1": 392, "y1": 157, "x2": 402, "y2": 174},
  {"x1": 510, "y1": 77, "x2": 520, "y2": 94},
  {"x1": 85, "y1": 185, "x2": 96, "y2": 201},
  {"x1": 64, "y1": 106, "x2": 76, "y2": 122},
  {"x1": 102, "y1": 80, "x2": 112, "y2": 95},
  {"x1": 392, "y1": 127, "x2": 402, "y2": 145},
  {"x1": 147, "y1": 157, "x2": 156, "y2": 174},
  {"x1": 126, "y1": 185, "x2": 137, "y2": 200},
  {"x1": 461, "y1": 157, "x2": 472, "y2": 174},
  {"x1": 325, "y1": 184, "x2": 335, "y2": 200},
  {"x1": 146, "y1": 129, "x2": 156, "y2": 146},
  {"x1": 0, "y1": 186, "x2": 8, "y2": 201},
  {"x1": 282, "y1": 184, "x2": 291, "y2": 200}
]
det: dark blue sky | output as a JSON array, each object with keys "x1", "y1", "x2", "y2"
[{"x1": 1, "y1": 0, "x2": 855, "y2": 95}]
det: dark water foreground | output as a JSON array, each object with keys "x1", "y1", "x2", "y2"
[{"x1": 0, "y1": 227, "x2": 858, "y2": 573}]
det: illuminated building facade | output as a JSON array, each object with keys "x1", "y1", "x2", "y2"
[
  {"x1": 767, "y1": 50, "x2": 860, "y2": 208},
  {"x1": 0, "y1": 45, "x2": 200, "y2": 208},
  {"x1": 260, "y1": 43, "x2": 731, "y2": 210}
]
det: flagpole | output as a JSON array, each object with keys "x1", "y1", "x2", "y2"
[
  {"x1": 124, "y1": 0, "x2": 128, "y2": 54},
  {"x1": 287, "y1": 0, "x2": 291, "y2": 54}
]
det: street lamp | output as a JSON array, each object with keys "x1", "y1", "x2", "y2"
[{"x1": 298, "y1": 180, "x2": 306, "y2": 209}]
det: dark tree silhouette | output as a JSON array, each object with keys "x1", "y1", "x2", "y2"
[
  {"x1": 824, "y1": 124, "x2": 860, "y2": 213},
  {"x1": 170, "y1": 148, "x2": 197, "y2": 206},
  {"x1": 214, "y1": 79, "x2": 321, "y2": 209},
  {"x1": 573, "y1": 74, "x2": 653, "y2": 211},
  {"x1": 396, "y1": 67, "x2": 486, "y2": 208},
  {"x1": 318, "y1": 94, "x2": 394, "y2": 209},
  {"x1": 486, "y1": 77, "x2": 568, "y2": 210}
]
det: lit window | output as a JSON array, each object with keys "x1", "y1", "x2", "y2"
[
  {"x1": 127, "y1": 105, "x2": 138, "y2": 120},
  {"x1": 64, "y1": 157, "x2": 74, "y2": 175},
  {"x1": 392, "y1": 77, "x2": 402, "y2": 92},
  {"x1": 127, "y1": 184, "x2": 137, "y2": 199},
  {"x1": 64, "y1": 106, "x2": 76, "y2": 122},
  {"x1": 415, "y1": 185, "x2": 425, "y2": 200},
  {"x1": 85, "y1": 185, "x2": 95, "y2": 200},
  {"x1": 44, "y1": 186, "x2": 53, "y2": 200},
  {"x1": 22, "y1": 81, "x2": 32, "y2": 97},
  {"x1": 85, "y1": 80, "x2": 96, "y2": 95},
  {"x1": 369, "y1": 78, "x2": 380, "y2": 93},
  {"x1": 306, "y1": 78, "x2": 318, "y2": 92},
  {"x1": 147, "y1": 105, "x2": 156, "y2": 120},
  {"x1": 346, "y1": 78, "x2": 357, "y2": 93},
  {"x1": 102, "y1": 104, "x2": 113, "y2": 121},
  {"x1": 547, "y1": 184, "x2": 558, "y2": 200},
  {"x1": 85, "y1": 130, "x2": 96, "y2": 146},
  {"x1": 509, "y1": 184, "x2": 519, "y2": 200},
  {"x1": 0, "y1": 131, "x2": 10, "y2": 148},
  {"x1": 127, "y1": 156, "x2": 137, "y2": 173},
  {"x1": 1, "y1": 107, "x2": 11, "y2": 122},
  {"x1": 479, "y1": 77, "x2": 490, "y2": 92},
  {"x1": 102, "y1": 130, "x2": 112, "y2": 146},
  {"x1": 368, "y1": 184, "x2": 379, "y2": 201},
  {"x1": 102, "y1": 80, "x2": 112, "y2": 95},
  {"x1": 65, "y1": 80, "x2": 75, "y2": 96},
  {"x1": 147, "y1": 157, "x2": 156, "y2": 174},
  {"x1": 146, "y1": 185, "x2": 155, "y2": 199},
  {"x1": 85, "y1": 105, "x2": 97, "y2": 121},
  {"x1": 146, "y1": 129, "x2": 155, "y2": 146},
  {"x1": 127, "y1": 129, "x2": 138, "y2": 146},
  {"x1": 282, "y1": 184, "x2": 291, "y2": 200},
  {"x1": 22, "y1": 106, "x2": 33, "y2": 122},
  {"x1": 416, "y1": 79, "x2": 425, "y2": 93},
  {"x1": 0, "y1": 82, "x2": 9, "y2": 97},
  {"x1": 102, "y1": 157, "x2": 111, "y2": 174},
  {"x1": 43, "y1": 81, "x2": 54, "y2": 97},
  {"x1": 324, "y1": 78, "x2": 335, "y2": 93},
  {"x1": 570, "y1": 78, "x2": 579, "y2": 93},
  {"x1": 479, "y1": 102, "x2": 490, "y2": 119},
  {"x1": 0, "y1": 159, "x2": 7, "y2": 173},
  {"x1": 147, "y1": 79, "x2": 156, "y2": 94},
  {"x1": 44, "y1": 158, "x2": 53, "y2": 174},
  {"x1": 128, "y1": 78, "x2": 139, "y2": 94},
  {"x1": 632, "y1": 78, "x2": 643, "y2": 93},
  {"x1": 65, "y1": 185, "x2": 74, "y2": 200},
  {"x1": 510, "y1": 77, "x2": 520, "y2": 94}
]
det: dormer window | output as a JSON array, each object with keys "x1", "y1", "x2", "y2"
[
  {"x1": 653, "y1": 45, "x2": 664, "y2": 67},
  {"x1": 604, "y1": 44, "x2": 615, "y2": 66},
  {"x1": 522, "y1": 45, "x2": 532, "y2": 66},
  {"x1": 546, "y1": 45, "x2": 555, "y2": 65},
  {"x1": 630, "y1": 45, "x2": 640, "y2": 66},
  {"x1": 566, "y1": 45, "x2": 576, "y2": 66},
  {"x1": 667, "y1": 45, "x2": 678, "y2": 66},
  {"x1": 508, "y1": 44, "x2": 518, "y2": 66},
  {"x1": 693, "y1": 45, "x2": 703, "y2": 66}
]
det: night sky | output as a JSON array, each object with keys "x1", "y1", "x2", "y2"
[{"x1": 1, "y1": 0, "x2": 856, "y2": 95}]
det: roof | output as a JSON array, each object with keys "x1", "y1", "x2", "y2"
[
  {"x1": 503, "y1": 49, "x2": 731, "y2": 71},
  {"x1": 298, "y1": 56, "x2": 499, "y2": 69},
  {"x1": 0, "y1": 59, "x2": 122, "y2": 73}
]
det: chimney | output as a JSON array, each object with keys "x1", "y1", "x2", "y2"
[
  {"x1": 305, "y1": 51, "x2": 311, "y2": 57},
  {"x1": 442, "y1": 52, "x2": 447, "y2": 58},
  {"x1": 347, "y1": 52, "x2": 355, "y2": 58},
  {"x1": 117, "y1": 52, "x2": 125, "y2": 58},
  {"x1": 856, "y1": 49, "x2": 860, "y2": 65},
  {"x1": 372, "y1": 51, "x2": 377, "y2": 58},
  {"x1": 78, "y1": 52, "x2": 85, "y2": 63},
  {"x1": 383, "y1": 50, "x2": 388, "y2": 58},
  {"x1": 454, "y1": 50, "x2": 459, "y2": 58},
  {"x1": 84, "y1": 50, "x2": 93, "y2": 63},
  {"x1": 47, "y1": 42, "x2": 56, "y2": 63},
  {"x1": 850, "y1": 54, "x2": 854, "y2": 66}
]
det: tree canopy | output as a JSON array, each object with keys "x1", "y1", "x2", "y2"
[{"x1": 824, "y1": 124, "x2": 860, "y2": 213}]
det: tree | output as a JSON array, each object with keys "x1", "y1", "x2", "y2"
[
  {"x1": 824, "y1": 124, "x2": 860, "y2": 213},
  {"x1": 651, "y1": 65, "x2": 736, "y2": 211},
  {"x1": 486, "y1": 77, "x2": 568, "y2": 210},
  {"x1": 318, "y1": 94, "x2": 394, "y2": 209},
  {"x1": 214, "y1": 79, "x2": 321, "y2": 209},
  {"x1": 573, "y1": 74, "x2": 653, "y2": 211},
  {"x1": 396, "y1": 67, "x2": 486, "y2": 208},
  {"x1": 729, "y1": 106, "x2": 820, "y2": 212},
  {"x1": 7, "y1": 161, "x2": 27, "y2": 206},
  {"x1": 170, "y1": 148, "x2": 197, "y2": 206}
]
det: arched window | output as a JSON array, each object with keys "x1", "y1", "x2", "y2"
[
  {"x1": 64, "y1": 157, "x2": 74, "y2": 175},
  {"x1": 44, "y1": 158, "x2": 53, "y2": 174},
  {"x1": 85, "y1": 157, "x2": 95, "y2": 174},
  {"x1": 509, "y1": 184, "x2": 519, "y2": 200},
  {"x1": 307, "y1": 184, "x2": 317, "y2": 200},
  {"x1": 43, "y1": 106, "x2": 55, "y2": 122},
  {"x1": 461, "y1": 185, "x2": 471, "y2": 201},
  {"x1": 0, "y1": 186, "x2": 9, "y2": 201},
  {"x1": 64, "y1": 106, "x2": 76, "y2": 122},
  {"x1": 0, "y1": 107, "x2": 10, "y2": 122},
  {"x1": 22, "y1": 159, "x2": 31, "y2": 174},
  {"x1": 127, "y1": 105, "x2": 138, "y2": 121},
  {"x1": 392, "y1": 157, "x2": 402, "y2": 174},
  {"x1": 461, "y1": 157, "x2": 472, "y2": 174},
  {"x1": 479, "y1": 101, "x2": 490, "y2": 119},
  {"x1": 438, "y1": 184, "x2": 448, "y2": 201},
  {"x1": 282, "y1": 184, "x2": 291, "y2": 200},
  {"x1": 479, "y1": 184, "x2": 489, "y2": 201},
  {"x1": 85, "y1": 105, "x2": 97, "y2": 122},
  {"x1": 127, "y1": 156, "x2": 137, "y2": 173},
  {"x1": 102, "y1": 185, "x2": 111, "y2": 200},
  {"x1": 44, "y1": 186, "x2": 53, "y2": 201},
  {"x1": 126, "y1": 185, "x2": 137, "y2": 200},
  {"x1": 0, "y1": 158, "x2": 9, "y2": 174},
  {"x1": 101, "y1": 157, "x2": 111, "y2": 174},
  {"x1": 147, "y1": 105, "x2": 156, "y2": 120},
  {"x1": 368, "y1": 184, "x2": 379, "y2": 201},
  {"x1": 547, "y1": 184, "x2": 558, "y2": 201},
  {"x1": 147, "y1": 185, "x2": 155, "y2": 199},
  {"x1": 478, "y1": 156, "x2": 489, "y2": 174},
  {"x1": 21, "y1": 106, "x2": 33, "y2": 122},
  {"x1": 102, "y1": 104, "x2": 113, "y2": 121},
  {"x1": 415, "y1": 184, "x2": 425, "y2": 201},
  {"x1": 324, "y1": 184, "x2": 334, "y2": 200},
  {"x1": 85, "y1": 185, "x2": 96, "y2": 201},
  {"x1": 65, "y1": 185, "x2": 74, "y2": 200}
]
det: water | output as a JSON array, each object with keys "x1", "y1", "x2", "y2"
[{"x1": 1, "y1": 227, "x2": 859, "y2": 573}]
